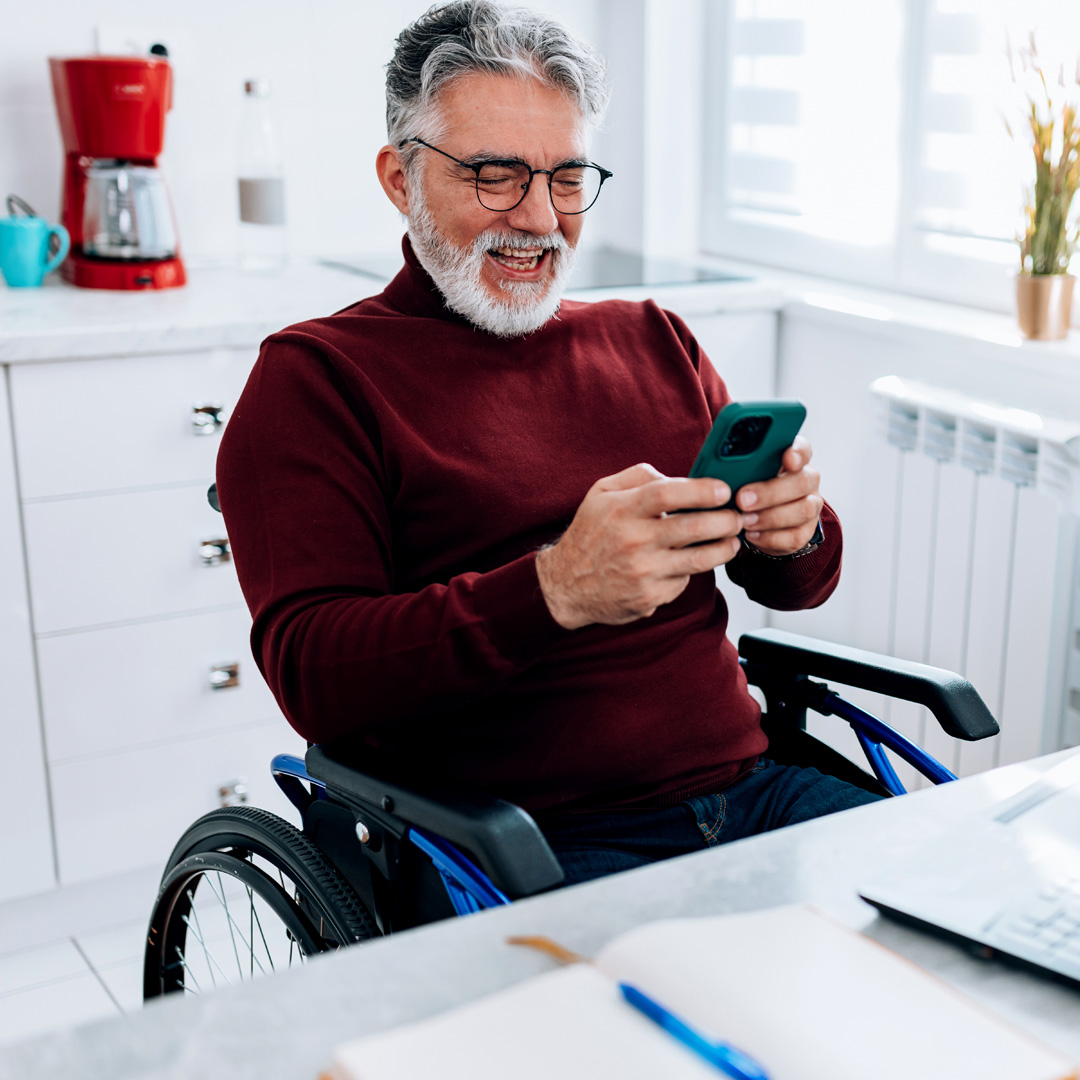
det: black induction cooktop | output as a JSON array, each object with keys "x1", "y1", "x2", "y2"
[{"x1": 320, "y1": 247, "x2": 749, "y2": 290}]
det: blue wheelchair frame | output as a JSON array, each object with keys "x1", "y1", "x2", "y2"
[
  {"x1": 273, "y1": 753, "x2": 511, "y2": 916},
  {"x1": 269, "y1": 680, "x2": 955, "y2": 918}
]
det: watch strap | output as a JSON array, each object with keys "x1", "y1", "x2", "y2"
[{"x1": 741, "y1": 520, "x2": 824, "y2": 561}]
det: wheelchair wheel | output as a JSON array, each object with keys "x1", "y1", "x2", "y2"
[{"x1": 144, "y1": 806, "x2": 377, "y2": 1000}]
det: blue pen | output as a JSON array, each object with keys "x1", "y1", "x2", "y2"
[{"x1": 618, "y1": 982, "x2": 770, "y2": 1080}]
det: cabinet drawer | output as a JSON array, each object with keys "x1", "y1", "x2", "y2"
[
  {"x1": 50, "y1": 718, "x2": 307, "y2": 886},
  {"x1": 39, "y1": 608, "x2": 279, "y2": 762},
  {"x1": 0, "y1": 373, "x2": 55, "y2": 902},
  {"x1": 10, "y1": 348, "x2": 255, "y2": 499},
  {"x1": 24, "y1": 485, "x2": 241, "y2": 633}
]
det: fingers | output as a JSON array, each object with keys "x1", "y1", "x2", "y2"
[
  {"x1": 735, "y1": 436, "x2": 822, "y2": 556},
  {"x1": 744, "y1": 519, "x2": 820, "y2": 556},
  {"x1": 624, "y1": 540, "x2": 744, "y2": 601},
  {"x1": 593, "y1": 466, "x2": 734, "y2": 515},
  {"x1": 658, "y1": 507, "x2": 744, "y2": 548},
  {"x1": 780, "y1": 436, "x2": 813, "y2": 475},
  {"x1": 747, "y1": 492, "x2": 820, "y2": 537},
  {"x1": 540, "y1": 433, "x2": 827, "y2": 630},
  {"x1": 593, "y1": 462, "x2": 667, "y2": 494},
  {"x1": 612, "y1": 533, "x2": 743, "y2": 615},
  {"x1": 737, "y1": 464, "x2": 819, "y2": 513},
  {"x1": 634, "y1": 476, "x2": 732, "y2": 516},
  {"x1": 661, "y1": 535, "x2": 743, "y2": 577}
]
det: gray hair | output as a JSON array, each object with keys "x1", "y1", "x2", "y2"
[{"x1": 386, "y1": 1, "x2": 609, "y2": 168}]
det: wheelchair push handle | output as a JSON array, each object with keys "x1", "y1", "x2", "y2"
[{"x1": 738, "y1": 629, "x2": 999, "y2": 741}]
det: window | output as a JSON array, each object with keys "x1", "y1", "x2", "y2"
[{"x1": 703, "y1": 0, "x2": 1080, "y2": 310}]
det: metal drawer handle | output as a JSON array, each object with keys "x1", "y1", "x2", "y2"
[
  {"x1": 209, "y1": 662, "x2": 240, "y2": 690},
  {"x1": 199, "y1": 537, "x2": 231, "y2": 566},
  {"x1": 192, "y1": 403, "x2": 225, "y2": 435}
]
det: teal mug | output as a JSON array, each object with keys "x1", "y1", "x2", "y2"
[{"x1": 0, "y1": 196, "x2": 70, "y2": 287}]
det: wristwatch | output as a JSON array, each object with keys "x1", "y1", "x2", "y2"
[{"x1": 741, "y1": 520, "x2": 824, "y2": 560}]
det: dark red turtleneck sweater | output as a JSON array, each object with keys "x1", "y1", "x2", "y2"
[{"x1": 217, "y1": 239, "x2": 842, "y2": 814}]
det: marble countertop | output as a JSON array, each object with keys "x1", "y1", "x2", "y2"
[
  {"x1": 3, "y1": 250, "x2": 1078, "y2": 386},
  {"x1": 0, "y1": 256, "x2": 784, "y2": 364},
  {"x1": 1, "y1": 750, "x2": 1077, "y2": 1080}
]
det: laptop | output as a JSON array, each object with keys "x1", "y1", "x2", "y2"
[{"x1": 858, "y1": 753, "x2": 1080, "y2": 987}]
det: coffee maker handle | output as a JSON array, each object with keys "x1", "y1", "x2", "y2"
[{"x1": 44, "y1": 224, "x2": 70, "y2": 276}]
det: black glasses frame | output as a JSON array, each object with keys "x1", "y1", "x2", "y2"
[{"x1": 399, "y1": 138, "x2": 613, "y2": 215}]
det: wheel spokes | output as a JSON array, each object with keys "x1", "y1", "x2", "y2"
[
  {"x1": 173, "y1": 946, "x2": 203, "y2": 994},
  {"x1": 171, "y1": 862, "x2": 315, "y2": 994},
  {"x1": 180, "y1": 892, "x2": 231, "y2": 989},
  {"x1": 203, "y1": 871, "x2": 270, "y2": 979}
]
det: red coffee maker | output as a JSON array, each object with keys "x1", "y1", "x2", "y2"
[{"x1": 49, "y1": 55, "x2": 186, "y2": 290}]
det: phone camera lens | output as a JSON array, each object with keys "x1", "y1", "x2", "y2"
[{"x1": 719, "y1": 415, "x2": 772, "y2": 457}]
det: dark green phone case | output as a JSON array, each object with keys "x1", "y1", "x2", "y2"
[{"x1": 689, "y1": 400, "x2": 806, "y2": 507}]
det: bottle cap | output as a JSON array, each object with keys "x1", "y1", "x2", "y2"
[{"x1": 244, "y1": 79, "x2": 270, "y2": 98}]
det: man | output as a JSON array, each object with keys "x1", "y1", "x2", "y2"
[{"x1": 217, "y1": 0, "x2": 880, "y2": 887}]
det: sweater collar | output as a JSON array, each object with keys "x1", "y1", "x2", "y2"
[{"x1": 381, "y1": 235, "x2": 471, "y2": 324}]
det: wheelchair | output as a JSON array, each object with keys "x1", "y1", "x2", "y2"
[{"x1": 143, "y1": 491, "x2": 999, "y2": 1001}]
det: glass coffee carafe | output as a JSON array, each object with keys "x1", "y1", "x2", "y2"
[{"x1": 81, "y1": 160, "x2": 178, "y2": 261}]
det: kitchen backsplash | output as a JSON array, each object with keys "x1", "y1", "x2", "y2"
[{"x1": 1, "y1": 0, "x2": 602, "y2": 263}]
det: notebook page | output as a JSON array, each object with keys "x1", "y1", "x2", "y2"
[
  {"x1": 595, "y1": 905, "x2": 1076, "y2": 1080},
  {"x1": 324, "y1": 963, "x2": 722, "y2": 1080}
]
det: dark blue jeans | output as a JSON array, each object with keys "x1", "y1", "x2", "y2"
[{"x1": 541, "y1": 758, "x2": 883, "y2": 886}]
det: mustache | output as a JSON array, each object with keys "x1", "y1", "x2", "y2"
[{"x1": 475, "y1": 230, "x2": 569, "y2": 254}]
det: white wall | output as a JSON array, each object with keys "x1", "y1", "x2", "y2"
[
  {"x1": 587, "y1": 0, "x2": 706, "y2": 258},
  {"x1": 1, "y1": 0, "x2": 606, "y2": 264}
]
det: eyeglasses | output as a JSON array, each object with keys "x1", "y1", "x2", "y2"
[{"x1": 400, "y1": 138, "x2": 613, "y2": 214}]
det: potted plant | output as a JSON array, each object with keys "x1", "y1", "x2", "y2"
[{"x1": 1008, "y1": 36, "x2": 1079, "y2": 340}]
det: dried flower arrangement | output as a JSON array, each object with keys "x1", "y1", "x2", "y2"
[{"x1": 1007, "y1": 35, "x2": 1080, "y2": 276}]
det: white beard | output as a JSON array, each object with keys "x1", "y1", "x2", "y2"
[{"x1": 406, "y1": 184, "x2": 577, "y2": 338}]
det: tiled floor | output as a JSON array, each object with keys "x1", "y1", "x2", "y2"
[{"x1": 0, "y1": 866, "x2": 161, "y2": 1046}]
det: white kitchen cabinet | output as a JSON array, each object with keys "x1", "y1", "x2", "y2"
[
  {"x1": 50, "y1": 717, "x2": 306, "y2": 885},
  {"x1": 24, "y1": 484, "x2": 242, "y2": 634},
  {"x1": 0, "y1": 373, "x2": 56, "y2": 901},
  {"x1": 9, "y1": 349, "x2": 255, "y2": 499},
  {"x1": 38, "y1": 607, "x2": 277, "y2": 762},
  {"x1": 0, "y1": 265, "x2": 363, "y2": 893},
  {"x1": 4, "y1": 343, "x2": 283, "y2": 886}
]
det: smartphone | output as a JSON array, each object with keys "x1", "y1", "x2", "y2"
[{"x1": 689, "y1": 400, "x2": 806, "y2": 509}]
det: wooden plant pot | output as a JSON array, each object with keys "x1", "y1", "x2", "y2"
[{"x1": 1016, "y1": 273, "x2": 1075, "y2": 340}]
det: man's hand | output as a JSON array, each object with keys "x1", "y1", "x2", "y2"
[
  {"x1": 735, "y1": 436, "x2": 823, "y2": 556},
  {"x1": 535, "y1": 463, "x2": 745, "y2": 630}
]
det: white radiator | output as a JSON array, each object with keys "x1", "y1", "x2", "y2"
[{"x1": 861, "y1": 376, "x2": 1080, "y2": 788}]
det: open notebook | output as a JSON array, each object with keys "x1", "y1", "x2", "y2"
[{"x1": 321, "y1": 905, "x2": 1077, "y2": 1080}]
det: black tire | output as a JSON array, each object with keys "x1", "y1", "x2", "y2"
[{"x1": 144, "y1": 806, "x2": 378, "y2": 1000}]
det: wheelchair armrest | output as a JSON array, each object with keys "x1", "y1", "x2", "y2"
[
  {"x1": 738, "y1": 628, "x2": 999, "y2": 741},
  {"x1": 304, "y1": 746, "x2": 565, "y2": 900}
]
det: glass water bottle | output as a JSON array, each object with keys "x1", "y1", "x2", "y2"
[{"x1": 237, "y1": 78, "x2": 287, "y2": 272}]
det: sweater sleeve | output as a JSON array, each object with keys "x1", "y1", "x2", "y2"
[
  {"x1": 723, "y1": 500, "x2": 843, "y2": 610},
  {"x1": 661, "y1": 309, "x2": 731, "y2": 421},
  {"x1": 216, "y1": 339, "x2": 569, "y2": 745},
  {"x1": 662, "y1": 308, "x2": 844, "y2": 611}
]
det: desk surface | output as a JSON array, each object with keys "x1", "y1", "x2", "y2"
[{"x1": 2, "y1": 751, "x2": 1078, "y2": 1080}]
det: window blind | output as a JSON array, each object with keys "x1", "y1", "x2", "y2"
[
  {"x1": 722, "y1": 0, "x2": 904, "y2": 251},
  {"x1": 707, "y1": 0, "x2": 1080, "y2": 308}
]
